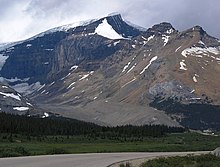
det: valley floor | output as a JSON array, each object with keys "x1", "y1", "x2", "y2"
[{"x1": 0, "y1": 132, "x2": 219, "y2": 158}]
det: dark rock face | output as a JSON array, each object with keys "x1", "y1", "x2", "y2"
[
  {"x1": 150, "y1": 97, "x2": 220, "y2": 130},
  {"x1": 147, "y1": 22, "x2": 175, "y2": 34},
  {"x1": 106, "y1": 14, "x2": 141, "y2": 37},
  {"x1": 0, "y1": 31, "x2": 68, "y2": 84},
  {"x1": 52, "y1": 35, "x2": 120, "y2": 72}
]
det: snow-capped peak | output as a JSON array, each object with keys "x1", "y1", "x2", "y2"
[
  {"x1": 27, "y1": 18, "x2": 98, "y2": 41},
  {"x1": 0, "y1": 19, "x2": 98, "y2": 51},
  {"x1": 48, "y1": 19, "x2": 98, "y2": 32}
]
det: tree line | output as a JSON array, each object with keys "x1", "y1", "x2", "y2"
[{"x1": 0, "y1": 112, "x2": 185, "y2": 138}]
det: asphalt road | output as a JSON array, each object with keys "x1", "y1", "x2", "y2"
[{"x1": 0, "y1": 152, "x2": 210, "y2": 167}]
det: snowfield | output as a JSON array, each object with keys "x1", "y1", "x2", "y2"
[{"x1": 95, "y1": 19, "x2": 124, "y2": 39}]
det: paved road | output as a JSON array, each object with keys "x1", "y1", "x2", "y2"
[{"x1": 0, "y1": 152, "x2": 210, "y2": 167}]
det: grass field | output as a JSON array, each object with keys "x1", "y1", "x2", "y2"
[
  {"x1": 0, "y1": 132, "x2": 219, "y2": 157},
  {"x1": 140, "y1": 154, "x2": 220, "y2": 167}
]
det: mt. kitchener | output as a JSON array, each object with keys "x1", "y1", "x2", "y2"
[{"x1": 0, "y1": 14, "x2": 220, "y2": 130}]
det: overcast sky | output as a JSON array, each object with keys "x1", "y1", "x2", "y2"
[{"x1": 0, "y1": 0, "x2": 219, "y2": 43}]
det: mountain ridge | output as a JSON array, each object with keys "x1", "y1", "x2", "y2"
[{"x1": 0, "y1": 14, "x2": 220, "y2": 130}]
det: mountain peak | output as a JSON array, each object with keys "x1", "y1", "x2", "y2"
[
  {"x1": 191, "y1": 25, "x2": 206, "y2": 35},
  {"x1": 147, "y1": 22, "x2": 175, "y2": 34},
  {"x1": 103, "y1": 13, "x2": 141, "y2": 38},
  {"x1": 107, "y1": 12, "x2": 122, "y2": 18},
  {"x1": 192, "y1": 25, "x2": 204, "y2": 31}
]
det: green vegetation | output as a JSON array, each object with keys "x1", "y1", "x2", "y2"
[
  {"x1": 0, "y1": 112, "x2": 220, "y2": 158},
  {"x1": 0, "y1": 112, "x2": 184, "y2": 138},
  {"x1": 140, "y1": 154, "x2": 220, "y2": 167},
  {"x1": 120, "y1": 162, "x2": 132, "y2": 167},
  {"x1": 1, "y1": 132, "x2": 220, "y2": 158}
]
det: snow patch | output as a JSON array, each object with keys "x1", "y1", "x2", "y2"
[
  {"x1": 147, "y1": 35, "x2": 155, "y2": 42},
  {"x1": 26, "y1": 102, "x2": 33, "y2": 106},
  {"x1": 190, "y1": 97, "x2": 201, "y2": 100},
  {"x1": 181, "y1": 47, "x2": 220, "y2": 58},
  {"x1": 113, "y1": 40, "x2": 120, "y2": 46},
  {"x1": 0, "y1": 54, "x2": 9, "y2": 71},
  {"x1": 127, "y1": 63, "x2": 136, "y2": 73},
  {"x1": 179, "y1": 60, "x2": 187, "y2": 71},
  {"x1": 122, "y1": 62, "x2": 131, "y2": 73},
  {"x1": 41, "y1": 90, "x2": 46, "y2": 94},
  {"x1": 207, "y1": 47, "x2": 220, "y2": 55},
  {"x1": 70, "y1": 65, "x2": 78, "y2": 70},
  {"x1": 132, "y1": 55, "x2": 137, "y2": 60},
  {"x1": 140, "y1": 56, "x2": 158, "y2": 74},
  {"x1": 42, "y1": 112, "x2": 49, "y2": 118},
  {"x1": 79, "y1": 74, "x2": 89, "y2": 81},
  {"x1": 37, "y1": 84, "x2": 45, "y2": 91},
  {"x1": 162, "y1": 35, "x2": 170, "y2": 46},
  {"x1": 198, "y1": 41, "x2": 205, "y2": 45},
  {"x1": 141, "y1": 36, "x2": 147, "y2": 40},
  {"x1": 95, "y1": 19, "x2": 124, "y2": 39},
  {"x1": 175, "y1": 46, "x2": 182, "y2": 52},
  {"x1": 190, "y1": 89, "x2": 195, "y2": 93},
  {"x1": 193, "y1": 74, "x2": 199, "y2": 83},
  {"x1": 67, "y1": 82, "x2": 75, "y2": 89},
  {"x1": 45, "y1": 49, "x2": 53, "y2": 51},
  {"x1": 193, "y1": 76, "x2": 197, "y2": 83},
  {"x1": 13, "y1": 107, "x2": 29, "y2": 111},
  {"x1": 166, "y1": 28, "x2": 174, "y2": 34},
  {"x1": 0, "y1": 92, "x2": 21, "y2": 101},
  {"x1": 49, "y1": 82, "x2": 55, "y2": 86},
  {"x1": 26, "y1": 44, "x2": 32, "y2": 47},
  {"x1": 142, "y1": 35, "x2": 155, "y2": 45}
]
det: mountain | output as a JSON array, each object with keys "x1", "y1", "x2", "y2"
[{"x1": 0, "y1": 14, "x2": 220, "y2": 129}]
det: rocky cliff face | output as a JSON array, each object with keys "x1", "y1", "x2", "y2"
[
  {"x1": 0, "y1": 14, "x2": 220, "y2": 129},
  {"x1": 0, "y1": 31, "x2": 68, "y2": 84},
  {"x1": 51, "y1": 14, "x2": 141, "y2": 74}
]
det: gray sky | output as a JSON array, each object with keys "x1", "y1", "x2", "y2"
[{"x1": 0, "y1": 0, "x2": 220, "y2": 43}]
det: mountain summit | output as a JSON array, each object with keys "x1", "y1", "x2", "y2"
[{"x1": 0, "y1": 14, "x2": 220, "y2": 130}]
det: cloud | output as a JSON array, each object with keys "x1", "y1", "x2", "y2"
[{"x1": 0, "y1": 0, "x2": 219, "y2": 43}]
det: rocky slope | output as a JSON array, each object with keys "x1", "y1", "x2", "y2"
[
  {"x1": 0, "y1": 14, "x2": 220, "y2": 129},
  {"x1": 0, "y1": 83, "x2": 34, "y2": 115}
]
